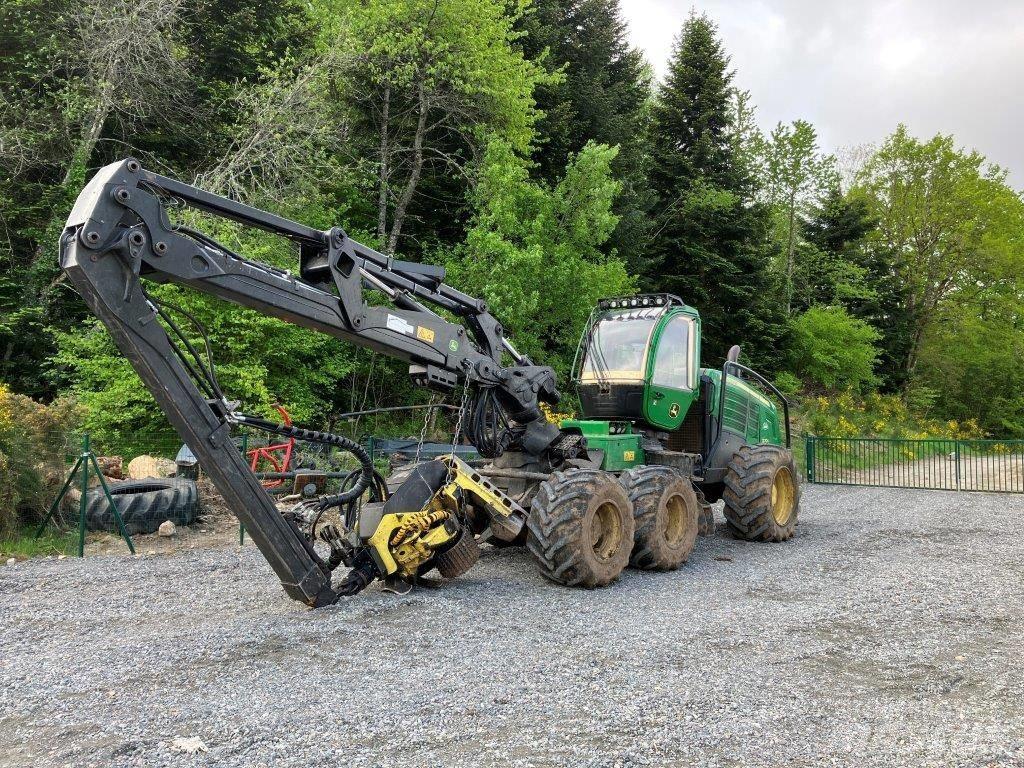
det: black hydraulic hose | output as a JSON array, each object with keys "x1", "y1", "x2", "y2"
[
  {"x1": 467, "y1": 387, "x2": 514, "y2": 458},
  {"x1": 234, "y1": 415, "x2": 374, "y2": 506}
]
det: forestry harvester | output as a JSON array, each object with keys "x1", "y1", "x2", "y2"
[{"x1": 61, "y1": 159, "x2": 799, "y2": 606}]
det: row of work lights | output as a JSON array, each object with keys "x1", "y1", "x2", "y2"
[{"x1": 598, "y1": 293, "x2": 683, "y2": 310}]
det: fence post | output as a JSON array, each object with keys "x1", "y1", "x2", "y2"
[
  {"x1": 78, "y1": 433, "x2": 90, "y2": 557},
  {"x1": 805, "y1": 436, "x2": 815, "y2": 483},
  {"x1": 955, "y1": 440, "x2": 961, "y2": 492}
]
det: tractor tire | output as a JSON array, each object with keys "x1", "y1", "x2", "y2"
[
  {"x1": 85, "y1": 478, "x2": 199, "y2": 535},
  {"x1": 526, "y1": 469, "x2": 634, "y2": 588},
  {"x1": 619, "y1": 466, "x2": 698, "y2": 570},
  {"x1": 722, "y1": 445, "x2": 799, "y2": 542}
]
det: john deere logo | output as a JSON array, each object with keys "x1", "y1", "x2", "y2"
[
  {"x1": 448, "y1": 339, "x2": 459, "y2": 352},
  {"x1": 668, "y1": 403, "x2": 680, "y2": 418}
]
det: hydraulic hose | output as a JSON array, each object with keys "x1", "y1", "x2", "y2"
[{"x1": 234, "y1": 414, "x2": 374, "y2": 506}]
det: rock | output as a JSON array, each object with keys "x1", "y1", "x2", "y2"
[
  {"x1": 170, "y1": 736, "x2": 208, "y2": 754},
  {"x1": 158, "y1": 520, "x2": 176, "y2": 537},
  {"x1": 5, "y1": 558, "x2": 15, "y2": 566},
  {"x1": 95, "y1": 456, "x2": 124, "y2": 479},
  {"x1": 126, "y1": 455, "x2": 176, "y2": 480}
]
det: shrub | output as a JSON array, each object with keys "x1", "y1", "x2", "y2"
[
  {"x1": 788, "y1": 306, "x2": 880, "y2": 393},
  {"x1": 773, "y1": 371, "x2": 802, "y2": 397},
  {"x1": 802, "y1": 391, "x2": 985, "y2": 440},
  {"x1": 0, "y1": 385, "x2": 82, "y2": 537}
]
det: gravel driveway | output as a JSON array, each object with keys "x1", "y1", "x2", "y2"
[{"x1": 2, "y1": 485, "x2": 1023, "y2": 767}]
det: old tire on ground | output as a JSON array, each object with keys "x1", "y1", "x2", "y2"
[
  {"x1": 619, "y1": 466, "x2": 698, "y2": 570},
  {"x1": 85, "y1": 478, "x2": 199, "y2": 535},
  {"x1": 722, "y1": 445, "x2": 799, "y2": 542},
  {"x1": 527, "y1": 468, "x2": 634, "y2": 588}
]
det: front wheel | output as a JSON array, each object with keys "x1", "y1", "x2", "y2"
[
  {"x1": 527, "y1": 469, "x2": 634, "y2": 588},
  {"x1": 722, "y1": 445, "x2": 799, "y2": 542}
]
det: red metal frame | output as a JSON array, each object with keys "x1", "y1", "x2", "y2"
[{"x1": 247, "y1": 405, "x2": 296, "y2": 488}]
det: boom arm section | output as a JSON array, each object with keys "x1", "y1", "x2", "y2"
[{"x1": 60, "y1": 158, "x2": 566, "y2": 606}]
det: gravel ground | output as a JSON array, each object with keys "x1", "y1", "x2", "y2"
[{"x1": 2, "y1": 484, "x2": 1023, "y2": 768}]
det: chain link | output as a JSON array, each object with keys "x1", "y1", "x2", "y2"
[
  {"x1": 446, "y1": 378, "x2": 472, "y2": 484},
  {"x1": 412, "y1": 395, "x2": 433, "y2": 467}
]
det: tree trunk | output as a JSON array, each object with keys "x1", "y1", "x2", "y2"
[
  {"x1": 386, "y1": 79, "x2": 428, "y2": 256},
  {"x1": 784, "y1": 188, "x2": 797, "y2": 316},
  {"x1": 376, "y1": 82, "x2": 390, "y2": 242}
]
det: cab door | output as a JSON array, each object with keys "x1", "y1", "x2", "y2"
[{"x1": 642, "y1": 312, "x2": 699, "y2": 430}]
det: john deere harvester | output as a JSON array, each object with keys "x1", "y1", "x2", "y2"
[{"x1": 60, "y1": 159, "x2": 799, "y2": 606}]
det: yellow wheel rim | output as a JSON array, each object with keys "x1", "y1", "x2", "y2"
[
  {"x1": 663, "y1": 493, "x2": 687, "y2": 546},
  {"x1": 591, "y1": 501, "x2": 622, "y2": 561},
  {"x1": 770, "y1": 466, "x2": 796, "y2": 526}
]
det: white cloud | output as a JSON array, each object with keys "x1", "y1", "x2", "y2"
[{"x1": 621, "y1": 0, "x2": 1024, "y2": 188}]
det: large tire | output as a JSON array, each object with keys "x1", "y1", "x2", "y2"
[
  {"x1": 527, "y1": 469, "x2": 634, "y2": 588},
  {"x1": 619, "y1": 466, "x2": 698, "y2": 570},
  {"x1": 722, "y1": 445, "x2": 799, "y2": 542},
  {"x1": 85, "y1": 479, "x2": 199, "y2": 535}
]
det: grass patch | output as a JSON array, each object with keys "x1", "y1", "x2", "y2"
[{"x1": 1, "y1": 526, "x2": 79, "y2": 560}]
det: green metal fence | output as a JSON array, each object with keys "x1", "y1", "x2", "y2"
[{"x1": 805, "y1": 437, "x2": 1024, "y2": 493}]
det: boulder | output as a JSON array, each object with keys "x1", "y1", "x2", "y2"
[{"x1": 127, "y1": 455, "x2": 176, "y2": 479}]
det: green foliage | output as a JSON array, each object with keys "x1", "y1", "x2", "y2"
[
  {"x1": 854, "y1": 125, "x2": 1024, "y2": 386},
  {"x1": 801, "y1": 390, "x2": 984, "y2": 441},
  {"x1": 753, "y1": 119, "x2": 839, "y2": 314},
  {"x1": 794, "y1": 187, "x2": 877, "y2": 312},
  {"x1": 1, "y1": 526, "x2": 79, "y2": 560},
  {"x1": 3, "y1": 0, "x2": 1024, "y2": 460},
  {"x1": 445, "y1": 138, "x2": 633, "y2": 375},
  {"x1": 788, "y1": 306, "x2": 880, "y2": 393},
  {"x1": 0, "y1": 384, "x2": 81, "y2": 537},
  {"x1": 916, "y1": 289, "x2": 1024, "y2": 438},
  {"x1": 518, "y1": 0, "x2": 654, "y2": 269},
  {"x1": 773, "y1": 371, "x2": 802, "y2": 398},
  {"x1": 645, "y1": 13, "x2": 786, "y2": 370}
]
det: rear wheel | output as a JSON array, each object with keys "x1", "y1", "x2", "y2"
[
  {"x1": 722, "y1": 445, "x2": 799, "y2": 542},
  {"x1": 527, "y1": 469, "x2": 634, "y2": 588},
  {"x1": 619, "y1": 466, "x2": 698, "y2": 570}
]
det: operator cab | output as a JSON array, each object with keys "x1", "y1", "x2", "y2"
[{"x1": 574, "y1": 294, "x2": 700, "y2": 432}]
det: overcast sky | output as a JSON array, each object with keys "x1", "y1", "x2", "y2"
[{"x1": 621, "y1": 0, "x2": 1024, "y2": 188}]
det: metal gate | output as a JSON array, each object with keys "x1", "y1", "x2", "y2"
[{"x1": 805, "y1": 437, "x2": 1024, "y2": 493}]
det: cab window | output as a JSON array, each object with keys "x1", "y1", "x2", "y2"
[
  {"x1": 580, "y1": 313, "x2": 656, "y2": 382},
  {"x1": 650, "y1": 316, "x2": 694, "y2": 390}
]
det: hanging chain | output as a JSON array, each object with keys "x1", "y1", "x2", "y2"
[
  {"x1": 446, "y1": 377, "x2": 472, "y2": 484},
  {"x1": 412, "y1": 395, "x2": 434, "y2": 467}
]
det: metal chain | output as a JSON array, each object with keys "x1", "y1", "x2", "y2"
[
  {"x1": 446, "y1": 377, "x2": 472, "y2": 484},
  {"x1": 412, "y1": 395, "x2": 433, "y2": 467}
]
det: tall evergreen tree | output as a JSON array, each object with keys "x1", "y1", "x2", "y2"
[
  {"x1": 646, "y1": 13, "x2": 784, "y2": 368},
  {"x1": 518, "y1": 0, "x2": 653, "y2": 270}
]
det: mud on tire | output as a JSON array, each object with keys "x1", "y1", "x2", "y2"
[
  {"x1": 527, "y1": 468, "x2": 634, "y2": 588},
  {"x1": 619, "y1": 466, "x2": 698, "y2": 570},
  {"x1": 722, "y1": 445, "x2": 799, "y2": 542}
]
